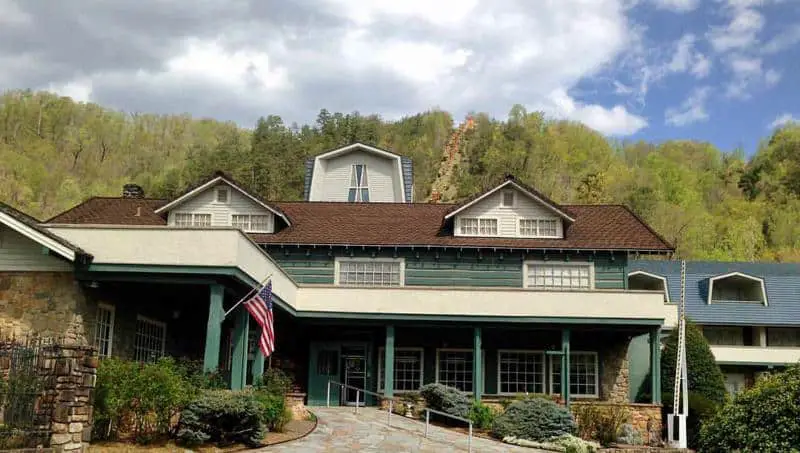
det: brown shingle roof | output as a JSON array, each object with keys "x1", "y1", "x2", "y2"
[{"x1": 44, "y1": 198, "x2": 673, "y2": 251}]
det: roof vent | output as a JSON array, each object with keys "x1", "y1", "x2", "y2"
[{"x1": 123, "y1": 184, "x2": 145, "y2": 199}]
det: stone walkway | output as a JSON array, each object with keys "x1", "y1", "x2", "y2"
[{"x1": 267, "y1": 407, "x2": 544, "y2": 452}]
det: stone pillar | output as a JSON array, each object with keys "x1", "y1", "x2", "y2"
[
  {"x1": 473, "y1": 327, "x2": 482, "y2": 401},
  {"x1": 384, "y1": 325, "x2": 395, "y2": 398},
  {"x1": 40, "y1": 345, "x2": 98, "y2": 453},
  {"x1": 203, "y1": 284, "x2": 225, "y2": 372}
]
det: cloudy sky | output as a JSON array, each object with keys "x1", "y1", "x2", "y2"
[{"x1": 1, "y1": 0, "x2": 798, "y2": 153}]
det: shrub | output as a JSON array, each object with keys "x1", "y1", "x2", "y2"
[
  {"x1": 177, "y1": 390, "x2": 265, "y2": 448},
  {"x1": 255, "y1": 368, "x2": 293, "y2": 396},
  {"x1": 491, "y1": 397, "x2": 576, "y2": 442},
  {"x1": 469, "y1": 401, "x2": 495, "y2": 430},
  {"x1": 697, "y1": 365, "x2": 800, "y2": 452},
  {"x1": 419, "y1": 383, "x2": 471, "y2": 419},
  {"x1": 617, "y1": 424, "x2": 643, "y2": 446},
  {"x1": 503, "y1": 434, "x2": 599, "y2": 452},
  {"x1": 253, "y1": 390, "x2": 292, "y2": 432},
  {"x1": 573, "y1": 404, "x2": 630, "y2": 446},
  {"x1": 661, "y1": 321, "x2": 726, "y2": 407}
]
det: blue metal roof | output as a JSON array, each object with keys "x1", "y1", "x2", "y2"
[{"x1": 628, "y1": 260, "x2": 800, "y2": 326}]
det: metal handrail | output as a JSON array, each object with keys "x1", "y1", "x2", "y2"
[{"x1": 325, "y1": 380, "x2": 473, "y2": 452}]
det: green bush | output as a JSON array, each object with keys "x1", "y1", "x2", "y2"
[
  {"x1": 253, "y1": 390, "x2": 292, "y2": 432},
  {"x1": 573, "y1": 404, "x2": 629, "y2": 446},
  {"x1": 177, "y1": 390, "x2": 265, "y2": 448},
  {"x1": 419, "y1": 383, "x2": 472, "y2": 419},
  {"x1": 469, "y1": 401, "x2": 495, "y2": 430},
  {"x1": 174, "y1": 358, "x2": 227, "y2": 390},
  {"x1": 662, "y1": 321, "x2": 727, "y2": 407},
  {"x1": 491, "y1": 397, "x2": 576, "y2": 442},
  {"x1": 698, "y1": 365, "x2": 800, "y2": 452},
  {"x1": 255, "y1": 368, "x2": 293, "y2": 396}
]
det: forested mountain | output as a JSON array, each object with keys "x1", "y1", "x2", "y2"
[{"x1": 1, "y1": 89, "x2": 799, "y2": 262}]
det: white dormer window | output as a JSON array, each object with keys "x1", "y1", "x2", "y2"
[
  {"x1": 174, "y1": 213, "x2": 211, "y2": 227},
  {"x1": 231, "y1": 214, "x2": 272, "y2": 233},
  {"x1": 460, "y1": 218, "x2": 498, "y2": 236},
  {"x1": 216, "y1": 187, "x2": 229, "y2": 203},
  {"x1": 519, "y1": 219, "x2": 559, "y2": 238},
  {"x1": 348, "y1": 164, "x2": 369, "y2": 202},
  {"x1": 501, "y1": 191, "x2": 515, "y2": 207}
]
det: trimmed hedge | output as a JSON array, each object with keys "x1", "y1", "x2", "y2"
[
  {"x1": 491, "y1": 397, "x2": 576, "y2": 442},
  {"x1": 419, "y1": 383, "x2": 471, "y2": 419},
  {"x1": 177, "y1": 390, "x2": 265, "y2": 448}
]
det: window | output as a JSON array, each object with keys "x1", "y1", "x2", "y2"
[
  {"x1": 436, "y1": 349, "x2": 473, "y2": 392},
  {"x1": 708, "y1": 272, "x2": 767, "y2": 304},
  {"x1": 216, "y1": 187, "x2": 229, "y2": 203},
  {"x1": 348, "y1": 164, "x2": 369, "y2": 202},
  {"x1": 174, "y1": 213, "x2": 211, "y2": 227},
  {"x1": 94, "y1": 304, "x2": 115, "y2": 358},
  {"x1": 231, "y1": 214, "x2": 272, "y2": 233},
  {"x1": 525, "y1": 262, "x2": 593, "y2": 290},
  {"x1": 550, "y1": 352, "x2": 598, "y2": 397},
  {"x1": 501, "y1": 191, "x2": 515, "y2": 207},
  {"x1": 336, "y1": 258, "x2": 403, "y2": 286},
  {"x1": 134, "y1": 316, "x2": 166, "y2": 362},
  {"x1": 316, "y1": 350, "x2": 339, "y2": 376},
  {"x1": 702, "y1": 326, "x2": 744, "y2": 346},
  {"x1": 519, "y1": 219, "x2": 560, "y2": 238},
  {"x1": 628, "y1": 271, "x2": 670, "y2": 303},
  {"x1": 378, "y1": 348, "x2": 424, "y2": 392},
  {"x1": 459, "y1": 218, "x2": 498, "y2": 236},
  {"x1": 767, "y1": 328, "x2": 800, "y2": 347},
  {"x1": 498, "y1": 350, "x2": 545, "y2": 394}
]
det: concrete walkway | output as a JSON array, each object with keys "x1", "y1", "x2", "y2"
[{"x1": 268, "y1": 407, "x2": 544, "y2": 452}]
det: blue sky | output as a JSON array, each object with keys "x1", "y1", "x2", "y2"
[{"x1": 1, "y1": 0, "x2": 798, "y2": 156}]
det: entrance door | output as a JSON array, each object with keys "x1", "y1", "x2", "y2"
[{"x1": 342, "y1": 345, "x2": 367, "y2": 406}]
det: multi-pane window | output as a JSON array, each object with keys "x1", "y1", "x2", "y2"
[
  {"x1": 436, "y1": 349, "x2": 473, "y2": 392},
  {"x1": 498, "y1": 350, "x2": 545, "y2": 394},
  {"x1": 502, "y1": 191, "x2": 515, "y2": 207},
  {"x1": 216, "y1": 187, "x2": 229, "y2": 203},
  {"x1": 174, "y1": 213, "x2": 211, "y2": 227},
  {"x1": 378, "y1": 348, "x2": 424, "y2": 392},
  {"x1": 337, "y1": 259, "x2": 403, "y2": 286},
  {"x1": 348, "y1": 164, "x2": 369, "y2": 202},
  {"x1": 459, "y1": 218, "x2": 498, "y2": 236},
  {"x1": 551, "y1": 352, "x2": 598, "y2": 397},
  {"x1": 519, "y1": 219, "x2": 560, "y2": 238},
  {"x1": 767, "y1": 328, "x2": 800, "y2": 347},
  {"x1": 526, "y1": 263, "x2": 592, "y2": 290},
  {"x1": 134, "y1": 316, "x2": 166, "y2": 362},
  {"x1": 703, "y1": 326, "x2": 744, "y2": 346},
  {"x1": 94, "y1": 304, "x2": 115, "y2": 358},
  {"x1": 231, "y1": 214, "x2": 271, "y2": 232}
]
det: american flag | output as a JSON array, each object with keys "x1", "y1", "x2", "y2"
[{"x1": 243, "y1": 281, "x2": 275, "y2": 357}]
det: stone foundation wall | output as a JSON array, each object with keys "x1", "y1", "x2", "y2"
[
  {"x1": 572, "y1": 401, "x2": 662, "y2": 447},
  {"x1": 0, "y1": 272, "x2": 92, "y2": 344},
  {"x1": 600, "y1": 336, "x2": 631, "y2": 403}
]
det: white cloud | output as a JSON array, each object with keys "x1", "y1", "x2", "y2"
[
  {"x1": 667, "y1": 34, "x2": 712, "y2": 78},
  {"x1": 0, "y1": 0, "x2": 31, "y2": 25},
  {"x1": 764, "y1": 68, "x2": 781, "y2": 86},
  {"x1": 762, "y1": 24, "x2": 800, "y2": 54},
  {"x1": 769, "y1": 113, "x2": 798, "y2": 129},
  {"x1": 707, "y1": 2, "x2": 765, "y2": 52},
  {"x1": 665, "y1": 86, "x2": 711, "y2": 126},
  {"x1": 543, "y1": 88, "x2": 648, "y2": 135},
  {"x1": 723, "y1": 55, "x2": 780, "y2": 98},
  {"x1": 653, "y1": 0, "x2": 700, "y2": 12}
]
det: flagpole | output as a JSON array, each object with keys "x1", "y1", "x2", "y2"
[{"x1": 223, "y1": 273, "x2": 273, "y2": 319}]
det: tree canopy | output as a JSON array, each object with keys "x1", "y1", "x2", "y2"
[{"x1": 2, "y1": 90, "x2": 799, "y2": 262}]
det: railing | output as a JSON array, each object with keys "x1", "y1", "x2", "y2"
[{"x1": 325, "y1": 380, "x2": 474, "y2": 452}]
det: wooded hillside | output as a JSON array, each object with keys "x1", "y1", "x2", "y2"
[{"x1": 2, "y1": 90, "x2": 799, "y2": 261}]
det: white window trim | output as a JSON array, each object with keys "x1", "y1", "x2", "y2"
[
  {"x1": 172, "y1": 212, "x2": 212, "y2": 227},
  {"x1": 95, "y1": 303, "x2": 116, "y2": 357},
  {"x1": 333, "y1": 257, "x2": 406, "y2": 286},
  {"x1": 627, "y1": 271, "x2": 671, "y2": 303},
  {"x1": 215, "y1": 187, "x2": 230, "y2": 204},
  {"x1": 349, "y1": 163, "x2": 369, "y2": 202},
  {"x1": 523, "y1": 260, "x2": 595, "y2": 290},
  {"x1": 496, "y1": 349, "x2": 546, "y2": 396},
  {"x1": 230, "y1": 214, "x2": 274, "y2": 233},
  {"x1": 548, "y1": 351, "x2": 599, "y2": 398},
  {"x1": 434, "y1": 348, "x2": 485, "y2": 394},
  {"x1": 377, "y1": 347, "x2": 424, "y2": 393},
  {"x1": 455, "y1": 217, "x2": 501, "y2": 237},
  {"x1": 517, "y1": 218, "x2": 562, "y2": 239},
  {"x1": 707, "y1": 272, "x2": 768, "y2": 306},
  {"x1": 500, "y1": 190, "x2": 516, "y2": 208},
  {"x1": 135, "y1": 315, "x2": 167, "y2": 360}
]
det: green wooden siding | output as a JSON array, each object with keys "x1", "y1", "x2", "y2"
[{"x1": 264, "y1": 246, "x2": 628, "y2": 290}]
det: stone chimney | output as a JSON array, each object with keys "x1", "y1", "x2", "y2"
[
  {"x1": 122, "y1": 184, "x2": 145, "y2": 199},
  {"x1": 430, "y1": 190, "x2": 440, "y2": 203}
]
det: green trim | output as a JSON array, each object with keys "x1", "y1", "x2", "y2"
[
  {"x1": 561, "y1": 329, "x2": 571, "y2": 407},
  {"x1": 231, "y1": 308, "x2": 249, "y2": 390},
  {"x1": 473, "y1": 327, "x2": 483, "y2": 402},
  {"x1": 252, "y1": 350, "x2": 265, "y2": 383},
  {"x1": 650, "y1": 328, "x2": 661, "y2": 404},
  {"x1": 204, "y1": 284, "x2": 225, "y2": 373},
  {"x1": 384, "y1": 326, "x2": 395, "y2": 398}
]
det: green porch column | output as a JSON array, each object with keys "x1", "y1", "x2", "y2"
[
  {"x1": 384, "y1": 325, "x2": 395, "y2": 398},
  {"x1": 231, "y1": 307, "x2": 250, "y2": 390},
  {"x1": 650, "y1": 328, "x2": 662, "y2": 404},
  {"x1": 252, "y1": 350, "x2": 265, "y2": 384},
  {"x1": 203, "y1": 284, "x2": 225, "y2": 373},
  {"x1": 473, "y1": 327, "x2": 482, "y2": 401},
  {"x1": 561, "y1": 329, "x2": 571, "y2": 407}
]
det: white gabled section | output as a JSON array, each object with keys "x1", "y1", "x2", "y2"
[
  {"x1": 707, "y1": 271, "x2": 768, "y2": 305},
  {"x1": 444, "y1": 179, "x2": 575, "y2": 222},
  {"x1": 308, "y1": 143, "x2": 406, "y2": 202},
  {"x1": 154, "y1": 175, "x2": 290, "y2": 226},
  {"x1": 628, "y1": 271, "x2": 671, "y2": 303},
  {"x1": 0, "y1": 210, "x2": 76, "y2": 262}
]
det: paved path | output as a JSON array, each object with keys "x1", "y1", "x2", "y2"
[{"x1": 268, "y1": 407, "x2": 543, "y2": 452}]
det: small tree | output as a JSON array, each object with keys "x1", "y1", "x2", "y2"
[{"x1": 698, "y1": 365, "x2": 800, "y2": 452}]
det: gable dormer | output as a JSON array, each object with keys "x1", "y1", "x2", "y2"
[
  {"x1": 154, "y1": 172, "x2": 290, "y2": 233},
  {"x1": 444, "y1": 175, "x2": 574, "y2": 238},
  {"x1": 707, "y1": 272, "x2": 767, "y2": 305},
  {"x1": 304, "y1": 143, "x2": 413, "y2": 203}
]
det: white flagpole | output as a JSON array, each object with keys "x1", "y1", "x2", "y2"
[{"x1": 223, "y1": 273, "x2": 272, "y2": 318}]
